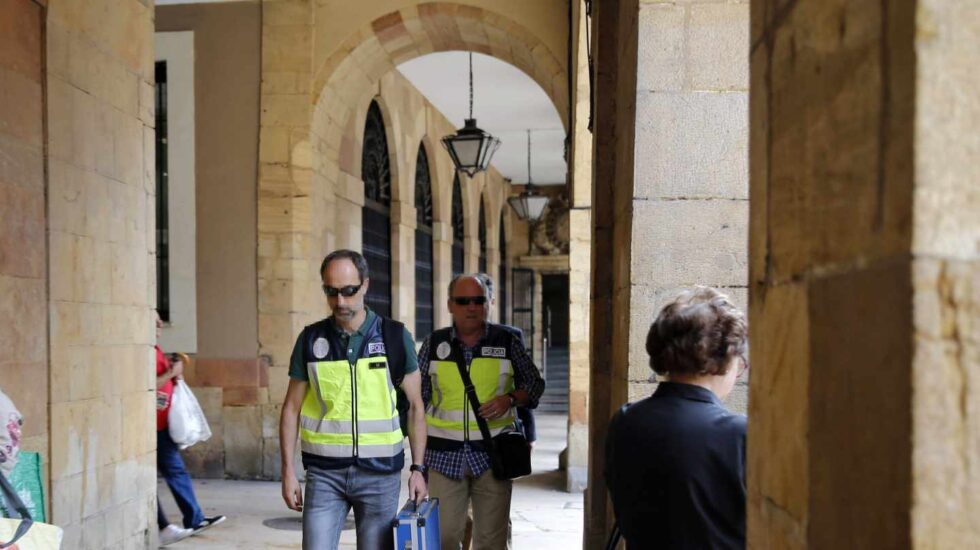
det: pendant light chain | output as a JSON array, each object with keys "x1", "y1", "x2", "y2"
[
  {"x1": 527, "y1": 129, "x2": 533, "y2": 185},
  {"x1": 468, "y1": 52, "x2": 474, "y2": 120}
]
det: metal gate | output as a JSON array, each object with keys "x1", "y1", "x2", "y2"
[
  {"x1": 511, "y1": 268, "x2": 535, "y2": 353},
  {"x1": 361, "y1": 101, "x2": 392, "y2": 318}
]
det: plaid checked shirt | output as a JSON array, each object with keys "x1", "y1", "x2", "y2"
[{"x1": 420, "y1": 324, "x2": 544, "y2": 480}]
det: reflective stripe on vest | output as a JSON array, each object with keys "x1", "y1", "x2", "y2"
[
  {"x1": 426, "y1": 356, "x2": 515, "y2": 441},
  {"x1": 300, "y1": 355, "x2": 403, "y2": 458}
]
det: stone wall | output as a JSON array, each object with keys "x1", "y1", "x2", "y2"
[{"x1": 45, "y1": 0, "x2": 159, "y2": 547}]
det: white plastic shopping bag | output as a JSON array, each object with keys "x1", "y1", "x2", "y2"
[{"x1": 167, "y1": 380, "x2": 212, "y2": 450}]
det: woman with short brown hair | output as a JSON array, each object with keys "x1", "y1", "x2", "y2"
[{"x1": 605, "y1": 286, "x2": 748, "y2": 549}]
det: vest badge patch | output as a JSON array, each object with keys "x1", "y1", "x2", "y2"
[
  {"x1": 367, "y1": 342, "x2": 386, "y2": 356},
  {"x1": 313, "y1": 337, "x2": 330, "y2": 359},
  {"x1": 481, "y1": 346, "x2": 507, "y2": 358},
  {"x1": 436, "y1": 341, "x2": 452, "y2": 360}
]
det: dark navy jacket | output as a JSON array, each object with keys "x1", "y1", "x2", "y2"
[{"x1": 605, "y1": 382, "x2": 747, "y2": 549}]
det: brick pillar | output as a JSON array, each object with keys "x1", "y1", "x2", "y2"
[{"x1": 749, "y1": 1, "x2": 980, "y2": 547}]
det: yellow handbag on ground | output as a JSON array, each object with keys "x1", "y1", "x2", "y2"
[{"x1": 0, "y1": 471, "x2": 61, "y2": 550}]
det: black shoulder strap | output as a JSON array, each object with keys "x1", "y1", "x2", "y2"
[
  {"x1": 453, "y1": 360, "x2": 495, "y2": 444},
  {"x1": 380, "y1": 317, "x2": 406, "y2": 385}
]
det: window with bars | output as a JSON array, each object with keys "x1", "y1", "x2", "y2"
[
  {"x1": 414, "y1": 144, "x2": 435, "y2": 340},
  {"x1": 478, "y1": 198, "x2": 487, "y2": 274},
  {"x1": 155, "y1": 61, "x2": 171, "y2": 322},
  {"x1": 451, "y1": 174, "x2": 465, "y2": 276},
  {"x1": 361, "y1": 101, "x2": 392, "y2": 318}
]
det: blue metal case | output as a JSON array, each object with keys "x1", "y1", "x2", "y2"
[{"x1": 392, "y1": 497, "x2": 440, "y2": 550}]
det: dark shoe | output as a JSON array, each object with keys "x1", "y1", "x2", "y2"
[{"x1": 191, "y1": 515, "x2": 226, "y2": 536}]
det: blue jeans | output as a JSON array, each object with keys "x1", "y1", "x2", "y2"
[
  {"x1": 157, "y1": 429, "x2": 205, "y2": 529},
  {"x1": 303, "y1": 465, "x2": 401, "y2": 550}
]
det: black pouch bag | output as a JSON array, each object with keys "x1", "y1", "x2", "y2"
[{"x1": 453, "y1": 360, "x2": 532, "y2": 480}]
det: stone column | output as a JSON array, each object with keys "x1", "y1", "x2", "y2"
[
  {"x1": 432, "y1": 221, "x2": 453, "y2": 329},
  {"x1": 586, "y1": 0, "x2": 749, "y2": 545},
  {"x1": 486, "y1": 246, "x2": 501, "y2": 321},
  {"x1": 44, "y1": 0, "x2": 159, "y2": 546},
  {"x1": 749, "y1": 1, "x2": 980, "y2": 547},
  {"x1": 565, "y1": 0, "x2": 593, "y2": 494},
  {"x1": 257, "y1": 0, "x2": 314, "y2": 373},
  {"x1": 391, "y1": 199, "x2": 417, "y2": 331},
  {"x1": 584, "y1": 1, "x2": 637, "y2": 545},
  {"x1": 0, "y1": 0, "x2": 48, "y2": 482}
]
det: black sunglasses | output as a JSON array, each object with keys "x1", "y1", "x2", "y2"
[
  {"x1": 452, "y1": 296, "x2": 487, "y2": 306},
  {"x1": 322, "y1": 283, "x2": 363, "y2": 298}
]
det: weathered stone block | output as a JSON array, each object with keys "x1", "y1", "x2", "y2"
[
  {"x1": 0, "y1": 181, "x2": 45, "y2": 278},
  {"x1": 262, "y1": 436, "x2": 282, "y2": 480},
  {"x1": 767, "y1": 0, "x2": 911, "y2": 282},
  {"x1": 223, "y1": 387, "x2": 269, "y2": 406},
  {"x1": 0, "y1": 68, "x2": 42, "y2": 150},
  {"x1": 630, "y1": 199, "x2": 749, "y2": 287},
  {"x1": 747, "y1": 282, "x2": 808, "y2": 522},
  {"x1": 911, "y1": 258, "x2": 980, "y2": 546},
  {"x1": 808, "y1": 261, "x2": 911, "y2": 549},
  {"x1": 637, "y1": 4, "x2": 685, "y2": 92},
  {"x1": 688, "y1": 3, "x2": 750, "y2": 91},
  {"x1": 222, "y1": 405, "x2": 263, "y2": 478},
  {"x1": 182, "y1": 415, "x2": 225, "y2": 480},
  {"x1": 634, "y1": 91, "x2": 748, "y2": 200},
  {"x1": 187, "y1": 358, "x2": 251, "y2": 388},
  {"x1": 268, "y1": 365, "x2": 291, "y2": 403},
  {"x1": 0, "y1": 275, "x2": 46, "y2": 362},
  {"x1": 0, "y1": 132, "x2": 43, "y2": 191}
]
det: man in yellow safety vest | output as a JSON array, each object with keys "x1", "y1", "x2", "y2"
[
  {"x1": 420, "y1": 274, "x2": 544, "y2": 549},
  {"x1": 279, "y1": 249, "x2": 428, "y2": 549}
]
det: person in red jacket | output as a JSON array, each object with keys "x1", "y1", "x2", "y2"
[{"x1": 155, "y1": 311, "x2": 225, "y2": 546}]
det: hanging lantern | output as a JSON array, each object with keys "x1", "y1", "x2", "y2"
[
  {"x1": 507, "y1": 130, "x2": 550, "y2": 222},
  {"x1": 441, "y1": 52, "x2": 501, "y2": 178}
]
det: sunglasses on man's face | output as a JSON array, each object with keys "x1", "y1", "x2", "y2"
[
  {"x1": 452, "y1": 296, "x2": 487, "y2": 306},
  {"x1": 322, "y1": 283, "x2": 363, "y2": 298}
]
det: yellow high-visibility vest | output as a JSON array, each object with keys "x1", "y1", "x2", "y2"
[
  {"x1": 299, "y1": 327, "x2": 403, "y2": 460},
  {"x1": 426, "y1": 332, "x2": 516, "y2": 442}
]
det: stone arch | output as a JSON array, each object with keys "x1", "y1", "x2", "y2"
[
  {"x1": 310, "y1": 2, "x2": 568, "y2": 268},
  {"x1": 312, "y1": 3, "x2": 568, "y2": 132}
]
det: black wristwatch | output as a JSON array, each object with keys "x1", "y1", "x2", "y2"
[
  {"x1": 507, "y1": 392, "x2": 517, "y2": 407},
  {"x1": 409, "y1": 464, "x2": 428, "y2": 476}
]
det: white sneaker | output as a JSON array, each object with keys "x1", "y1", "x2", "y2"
[{"x1": 159, "y1": 524, "x2": 193, "y2": 546}]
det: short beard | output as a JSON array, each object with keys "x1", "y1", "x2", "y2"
[{"x1": 334, "y1": 306, "x2": 357, "y2": 320}]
